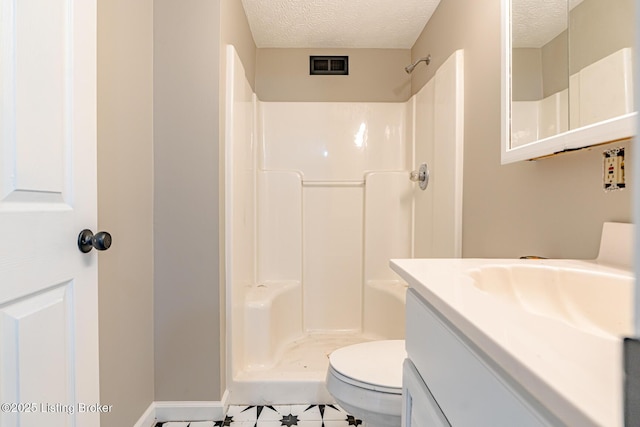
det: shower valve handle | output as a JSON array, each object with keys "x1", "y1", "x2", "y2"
[{"x1": 410, "y1": 163, "x2": 430, "y2": 190}]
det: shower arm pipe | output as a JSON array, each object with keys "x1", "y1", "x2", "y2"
[{"x1": 405, "y1": 54, "x2": 431, "y2": 74}]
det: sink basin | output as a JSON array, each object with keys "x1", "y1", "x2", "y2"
[
  {"x1": 467, "y1": 264, "x2": 634, "y2": 336},
  {"x1": 392, "y1": 222, "x2": 636, "y2": 427}
]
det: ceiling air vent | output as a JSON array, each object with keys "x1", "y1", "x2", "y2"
[{"x1": 310, "y1": 56, "x2": 349, "y2": 75}]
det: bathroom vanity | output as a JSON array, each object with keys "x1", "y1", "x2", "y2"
[
  {"x1": 399, "y1": 282, "x2": 568, "y2": 426},
  {"x1": 391, "y1": 223, "x2": 634, "y2": 427}
]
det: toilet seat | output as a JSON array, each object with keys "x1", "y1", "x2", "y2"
[{"x1": 328, "y1": 340, "x2": 406, "y2": 394}]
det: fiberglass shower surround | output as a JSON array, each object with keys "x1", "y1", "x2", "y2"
[{"x1": 225, "y1": 46, "x2": 464, "y2": 404}]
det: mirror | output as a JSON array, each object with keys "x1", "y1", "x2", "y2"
[{"x1": 501, "y1": 0, "x2": 636, "y2": 163}]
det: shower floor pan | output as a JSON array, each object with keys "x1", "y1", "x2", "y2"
[
  {"x1": 230, "y1": 279, "x2": 406, "y2": 404},
  {"x1": 231, "y1": 331, "x2": 384, "y2": 404}
]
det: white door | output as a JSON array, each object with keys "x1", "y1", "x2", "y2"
[{"x1": 0, "y1": 1, "x2": 100, "y2": 426}]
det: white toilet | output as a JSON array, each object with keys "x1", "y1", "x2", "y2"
[{"x1": 326, "y1": 340, "x2": 406, "y2": 427}]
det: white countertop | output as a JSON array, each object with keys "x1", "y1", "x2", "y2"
[{"x1": 391, "y1": 258, "x2": 634, "y2": 427}]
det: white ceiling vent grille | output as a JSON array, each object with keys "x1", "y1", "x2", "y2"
[{"x1": 310, "y1": 56, "x2": 349, "y2": 75}]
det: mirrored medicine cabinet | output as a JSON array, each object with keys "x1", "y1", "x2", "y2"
[{"x1": 501, "y1": 0, "x2": 636, "y2": 163}]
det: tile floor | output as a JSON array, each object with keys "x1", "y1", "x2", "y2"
[{"x1": 155, "y1": 404, "x2": 363, "y2": 427}]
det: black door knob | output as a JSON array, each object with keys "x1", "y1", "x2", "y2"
[{"x1": 78, "y1": 229, "x2": 112, "y2": 253}]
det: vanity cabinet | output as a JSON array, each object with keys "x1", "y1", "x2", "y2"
[
  {"x1": 403, "y1": 289, "x2": 561, "y2": 427},
  {"x1": 402, "y1": 359, "x2": 450, "y2": 427}
]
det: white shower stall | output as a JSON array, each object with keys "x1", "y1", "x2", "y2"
[{"x1": 224, "y1": 45, "x2": 464, "y2": 404}]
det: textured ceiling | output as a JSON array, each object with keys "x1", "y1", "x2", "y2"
[
  {"x1": 513, "y1": 0, "x2": 585, "y2": 48},
  {"x1": 241, "y1": 0, "x2": 441, "y2": 49}
]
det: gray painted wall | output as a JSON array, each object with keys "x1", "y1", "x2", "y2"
[
  {"x1": 512, "y1": 48, "x2": 543, "y2": 101},
  {"x1": 569, "y1": 0, "x2": 634, "y2": 74},
  {"x1": 256, "y1": 48, "x2": 411, "y2": 102},
  {"x1": 541, "y1": 31, "x2": 568, "y2": 97},
  {"x1": 411, "y1": 0, "x2": 632, "y2": 259},
  {"x1": 153, "y1": 0, "x2": 222, "y2": 401},
  {"x1": 97, "y1": 0, "x2": 155, "y2": 425},
  {"x1": 97, "y1": 0, "x2": 257, "y2": 410}
]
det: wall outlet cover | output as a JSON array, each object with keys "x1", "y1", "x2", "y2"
[{"x1": 603, "y1": 147, "x2": 625, "y2": 191}]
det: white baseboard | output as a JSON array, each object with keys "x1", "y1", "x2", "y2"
[
  {"x1": 133, "y1": 402, "x2": 156, "y2": 427},
  {"x1": 133, "y1": 391, "x2": 230, "y2": 426}
]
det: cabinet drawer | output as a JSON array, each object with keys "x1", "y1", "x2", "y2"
[{"x1": 406, "y1": 289, "x2": 560, "y2": 426}]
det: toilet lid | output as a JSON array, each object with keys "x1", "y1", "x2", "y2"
[{"x1": 329, "y1": 340, "x2": 406, "y2": 391}]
